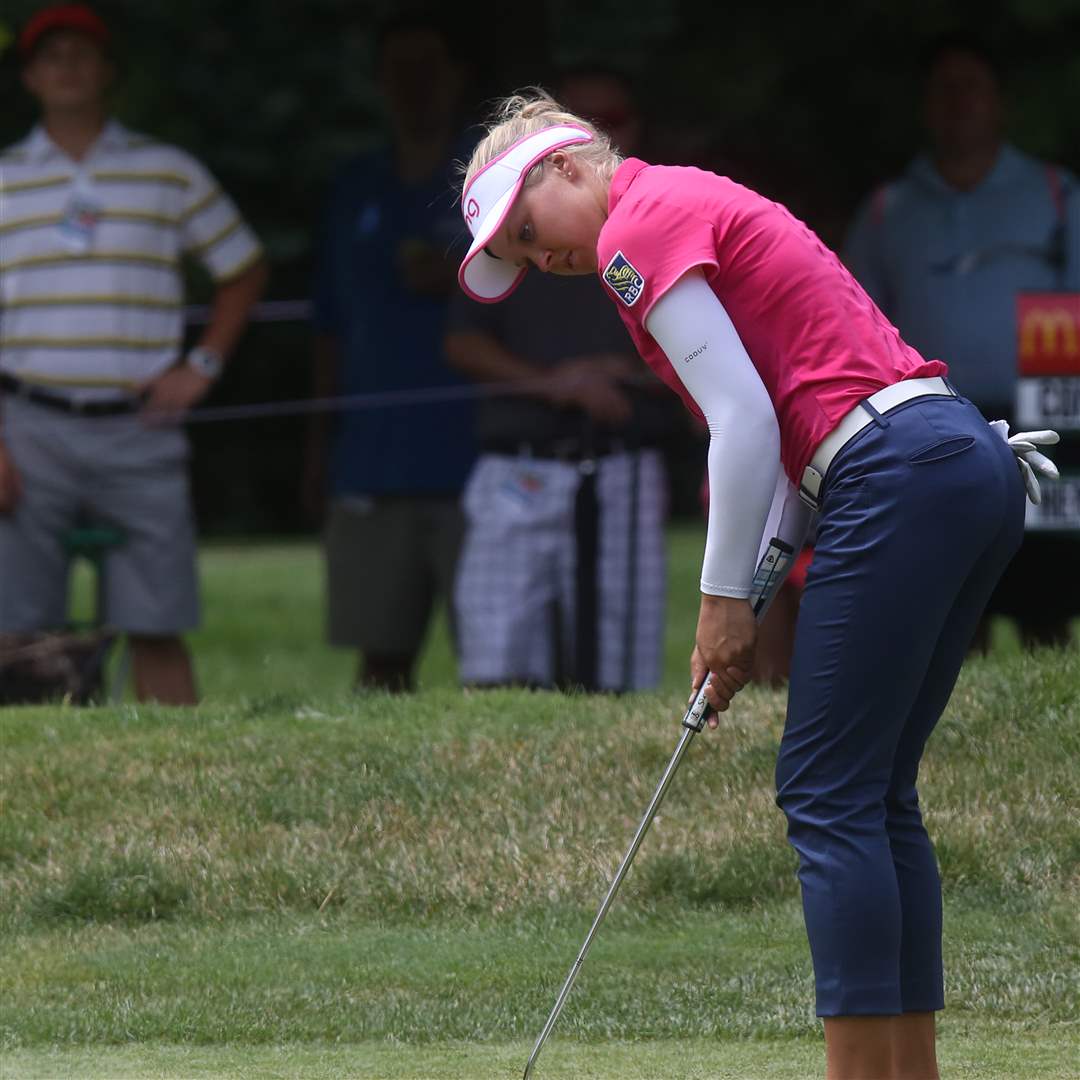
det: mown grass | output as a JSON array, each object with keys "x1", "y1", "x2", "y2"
[
  {"x1": 3, "y1": 534, "x2": 1078, "y2": 1077},
  {"x1": 3, "y1": 902, "x2": 1077, "y2": 1048},
  {"x1": 7, "y1": 1027, "x2": 1079, "y2": 1080}
]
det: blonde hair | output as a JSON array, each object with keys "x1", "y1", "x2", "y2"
[{"x1": 462, "y1": 88, "x2": 623, "y2": 193}]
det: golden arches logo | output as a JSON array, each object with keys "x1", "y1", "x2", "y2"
[{"x1": 1020, "y1": 308, "x2": 1080, "y2": 360}]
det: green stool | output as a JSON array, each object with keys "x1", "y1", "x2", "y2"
[{"x1": 62, "y1": 524, "x2": 129, "y2": 700}]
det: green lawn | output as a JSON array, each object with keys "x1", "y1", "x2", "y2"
[
  {"x1": 5, "y1": 531, "x2": 1078, "y2": 1078},
  {"x1": 4, "y1": 1027, "x2": 1077, "y2": 1079},
  {"x1": 187, "y1": 527, "x2": 710, "y2": 698},
  {"x1": 66, "y1": 525, "x2": 1065, "y2": 700}
]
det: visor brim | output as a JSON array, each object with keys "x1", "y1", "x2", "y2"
[{"x1": 457, "y1": 178, "x2": 528, "y2": 303}]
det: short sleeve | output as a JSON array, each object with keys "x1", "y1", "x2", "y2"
[
  {"x1": 177, "y1": 152, "x2": 263, "y2": 283},
  {"x1": 597, "y1": 196, "x2": 719, "y2": 324}
]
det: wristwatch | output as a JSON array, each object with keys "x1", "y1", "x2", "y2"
[{"x1": 185, "y1": 346, "x2": 224, "y2": 380}]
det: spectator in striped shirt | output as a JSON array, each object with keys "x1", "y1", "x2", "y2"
[{"x1": 0, "y1": 3, "x2": 268, "y2": 704}]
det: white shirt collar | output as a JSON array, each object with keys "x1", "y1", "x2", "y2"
[{"x1": 23, "y1": 118, "x2": 131, "y2": 165}]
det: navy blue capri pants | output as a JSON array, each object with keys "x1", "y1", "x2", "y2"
[{"x1": 776, "y1": 390, "x2": 1025, "y2": 1017}]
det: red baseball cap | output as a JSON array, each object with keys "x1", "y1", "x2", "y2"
[{"x1": 18, "y1": 3, "x2": 109, "y2": 59}]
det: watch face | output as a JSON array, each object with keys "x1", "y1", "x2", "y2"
[{"x1": 188, "y1": 348, "x2": 222, "y2": 378}]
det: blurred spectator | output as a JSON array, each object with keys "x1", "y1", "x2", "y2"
[
  {"x1": 306, "y1": 15, "x2": 475, "y2": 692},
  {"x1": 446, "y1": 68, "x2": 684, "y2": 691},
  {"x1": 0, "y1": 3, "x2": 267, "y2": 704},
  {"x1": 845, "y1": 34, "x2": 1079, "y2": 648}
]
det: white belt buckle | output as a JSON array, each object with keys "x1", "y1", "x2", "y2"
[{"x1": 799, "y1": 464, "x2": 824, "y2": 509}]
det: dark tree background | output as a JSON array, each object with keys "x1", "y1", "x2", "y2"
[{"x1": 2, "y1": 0, "x2": 1078, "y2": 532}]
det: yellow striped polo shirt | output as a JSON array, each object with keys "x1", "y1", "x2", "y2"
[{"x1": 0, "y1": 120, "x2": 263, "y2": 398}]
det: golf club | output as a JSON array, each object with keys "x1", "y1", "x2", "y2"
[{"x1": 522, "y1": 536, "x2": 796, "y2": 1079}]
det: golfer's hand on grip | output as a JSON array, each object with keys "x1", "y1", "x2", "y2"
[
  {"x1": 691, "y1": 594, "x2": 756, "y2": 724},
  {"x1": 0, "y1": 440, "x2": 22, "y2": 514}
]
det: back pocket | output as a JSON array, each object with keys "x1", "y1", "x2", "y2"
[{"x1": 908, "y1": 436, "x2": 975, "y2": 464}]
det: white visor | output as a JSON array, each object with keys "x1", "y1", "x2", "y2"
[{"x1": 458, "y1": 125, "x2": 594, "y2": 303}]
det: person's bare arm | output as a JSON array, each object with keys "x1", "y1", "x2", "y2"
[
  {"x1": 445, "y1": 329, "x2": 548, "y2": 385},
  {"x1": 0, "y1": 435, "x2": 22, "y2": 513},
  {"x1": 195, "y1": 259, "x2": 270, "y2": 358},
  {"x1": 0, "y1": 364, "x2": 20, "y2": 512},
  {"x1": 445, "y1": 330, "x2": 633, "y2": 426},
  {"x1": 142, "y1": 259, "x2": 269, "y2": 416}
]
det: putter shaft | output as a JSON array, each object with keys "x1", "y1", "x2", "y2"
[
  {"x1": 522, "y1": 721, "x2": 701, "y2": 1079},
  {"x1": 521, "y1": 536, "x2": 795, "y2": 1079}
]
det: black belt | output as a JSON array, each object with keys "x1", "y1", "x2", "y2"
[{"x1": 0, "y1": 374, "x2": 140, "y2": 417}]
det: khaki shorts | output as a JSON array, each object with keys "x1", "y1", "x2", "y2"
[
  {"x1": 324, "y1": 495, "x2": 463, "y2": 655},
  {"x1": 0, "y1": 397, "x2": 198, "y2": 635}
]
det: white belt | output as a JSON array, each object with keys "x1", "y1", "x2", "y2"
[{"x1": 798, "y1": 376, "x2": 956, "y2": 509}]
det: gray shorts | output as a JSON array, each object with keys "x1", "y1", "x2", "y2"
[
  {"x1": 325, "y1": 495, "x2": 464, "y2": 654},
  {"x1": 0, "y1": 397, "x2": 199, "y2": 635}
]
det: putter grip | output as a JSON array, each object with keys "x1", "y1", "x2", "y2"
[
  {"x1": 682, "y1": 681, "x2": 713, "y2": 733},
  {"x1": 682, "y1": 537, "x2": 796, "y2": 733}
]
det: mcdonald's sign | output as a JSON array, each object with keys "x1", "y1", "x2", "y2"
[{"x1": 1017, "y1": 293, "x2": 1080, "y2": 376}]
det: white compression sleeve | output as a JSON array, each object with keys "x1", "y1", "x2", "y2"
[{"x1": 644, "y1": 269, "x2": 782, "y2": 599}]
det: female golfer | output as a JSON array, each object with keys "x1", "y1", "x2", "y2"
[{"x1": 456, "y1": 92, "x2": 1055, "y2": 1079}]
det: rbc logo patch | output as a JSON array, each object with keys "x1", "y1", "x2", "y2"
[{"x1": 603, "y1": 251, "x2": 645, "y2": 307}]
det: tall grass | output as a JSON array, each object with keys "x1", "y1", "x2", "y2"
[{"x1": 2, "y1": 648, "x2": 1076, "y2": 931}]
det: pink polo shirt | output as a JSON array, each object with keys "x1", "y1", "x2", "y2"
[{"x1": 596, "y1": 159, "x2": 948, "y2": 484}]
